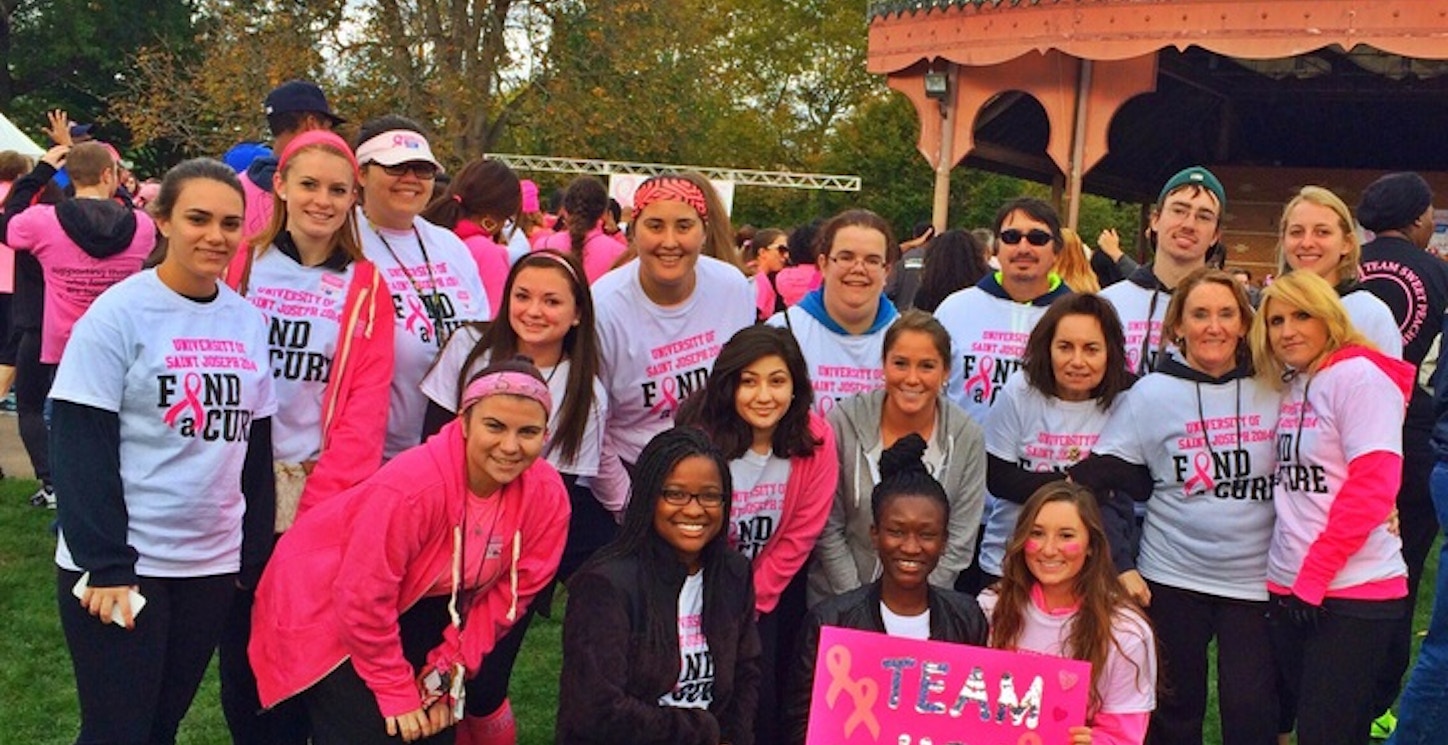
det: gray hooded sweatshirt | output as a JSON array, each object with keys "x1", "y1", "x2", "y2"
[{"x1": 807, "y1": 388, "x2": 986, "y2": 606}]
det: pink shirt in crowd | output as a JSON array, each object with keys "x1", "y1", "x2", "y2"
[
  {"x1": 537, "y1": 225, "x2": 627, "y2": 284},
  {"x1": 8, "y1": 204, "x2": 155, "y2": 363},
  {"x1": 454, "y1": 218, "x2": 510, "y2": 317}
]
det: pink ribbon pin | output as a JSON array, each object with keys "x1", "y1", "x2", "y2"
[{"x1": 163, "y1": 372, "x2": 204, "y2": 428}]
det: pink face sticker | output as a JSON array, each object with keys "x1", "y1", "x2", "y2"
[
  {"x1": 1024, "y1": 538, "x2": 1043, "y2": 553},
  {"x1": 1056, "y1": 541, "x2": 1084, "y2": 557}
]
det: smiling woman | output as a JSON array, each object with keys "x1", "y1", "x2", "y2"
[
  {"x1": 557, "y1": 426, "x2": 761, "y2": 745},
  {"x1": 250, "y1": 357, "x2": 569, "y2": 745}
]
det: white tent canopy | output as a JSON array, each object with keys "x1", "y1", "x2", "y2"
[{"x1": 0, "y1": 112, "x2": 45, "y2": 157}]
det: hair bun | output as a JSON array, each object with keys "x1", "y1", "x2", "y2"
[{"x1": 878, "y1": 433, "x2": 930, "y2": 483}]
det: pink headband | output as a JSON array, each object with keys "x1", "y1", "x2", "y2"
[
  {"x1": 460, "y1": 370, "x2": 552, "y2": 414},
  {"x1": 633, "y1": 176, "x2": 708, "y2": 221},
  {"x1": 527, "y1": 249, "x2": 581, "y2": 285},
  {"x1": 278, "y1": 130, "x2": 360, "y2": 180}
]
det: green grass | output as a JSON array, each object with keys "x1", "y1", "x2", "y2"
[{"x1": 0, "y1": 474, "x2": 1435, "y2": 744}]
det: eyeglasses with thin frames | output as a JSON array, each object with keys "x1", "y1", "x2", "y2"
[{"x1": 828, "y1": 251, "x2": 888, "y2": 271}]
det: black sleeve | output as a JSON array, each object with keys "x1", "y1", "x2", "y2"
[
  {"x1": 1068, "y1": 454, "x2": 1154, "y2": 502},
  {"x1": 239, "y1": 417, "x2": 275, "y2": 589},
  {"x1": 987, "y1": 453, "x2": 1065, "y2": 505},
  {"x1": 51, "y1": 400, "x2": 135, "y2": 586},
  {"x1": 421, "y1": 400, "x2": 454, "y2": 442},
  {"x1": 783, "y1": 611, "x2": 825, "y2": 745},
  {"x1": 1, "y1": 161, "x2": 57, "y2": 241},
  {"x1": 1099, "y1": 487, "x2": 1142, "y2": 573}
]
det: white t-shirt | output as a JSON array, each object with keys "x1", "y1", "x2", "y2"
[
  {"x1": 932, "y1": 286, "x2": 1051, "y2": 426},
  {"x1": 977, "y1": 590, "x2": 1156, "y2": 715},
  {"x1": 980, "y1": 374, "x2": 1113, "y2": 577},
  {"x1": 52, "y1": 270, "x2": 276, "y2": 577},
  {"x1": 728, "y1": 450, "x2": 790, "y2": 560},
  {"x1": 592, "y1": 256, "x2": 754, "y2": 511},
  {"x1": 1099, "y1": 279, "x2": 1174, "y2": 376},
  {"x1": 1094, "y1": 369, "x2": 1280, "y2": 600},
  {"x1": 360, "y1": 214, "x2": 490, "y2": 458},
  {"x1": 660, "y1": 572, "x2": 712, "y2": 710},
  {"x1": 244, "y1": 247, "x2": 352, "y2": 463},
  {"x1": 766, "y1": 306, "x2": 887, "y2": 417},
  {"x1": 419, "y1": 325, "x2": 607, "y2": 477},
  {"x1": 1341, "y1": 289, "x2": 1404, "y2": 358},
  {"x1": 880, "y1": 604, "x2": 931, "y2": 640},
  {"x1": 1269, "y1": 356, "x2": 1407, "y2": 592}
]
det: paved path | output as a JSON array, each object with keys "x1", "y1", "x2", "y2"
[{"x1": 0, "y1": 412, "x2": 36, "y2": 481}]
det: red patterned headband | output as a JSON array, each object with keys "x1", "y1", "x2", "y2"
[
  {"x1": 460, "y1": 370, "x2": 552, "y2": 414},
  {"x1": 633, "y1": 176, "x2": 708, "y2": 221}
]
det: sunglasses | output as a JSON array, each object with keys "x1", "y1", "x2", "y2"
[
  {"x1": 999, "y1": 228, "x2": 1053, "y2": 247},
  {"x1": 372, "y1": 161, "x2": 439, "y2": 180}
]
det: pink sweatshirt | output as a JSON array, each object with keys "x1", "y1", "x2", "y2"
[
  {"x1": 454, "y1": 219, "x2": 510, "y2": 317},
  {"x1": 538, "y1": 225, "x2": 627, "y2": 284},
  {"x1": 7, "y1": 203, "x2": 154, "y2": 363},
  {"x1": 751, "y1": 413, "x2": 838, "y2": 614},
  {"x1": 249, "y1": 420, "x2": 569, "y2": 716},
  {"x1": 772, "y1": 265, "x2": 822, "y2": 307}
]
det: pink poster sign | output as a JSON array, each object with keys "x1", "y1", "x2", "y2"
[{"x1": 806, "y1": 626, "x2": 1091, "y2": 745}]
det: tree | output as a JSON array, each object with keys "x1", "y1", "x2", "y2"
[{"x1": 0, "y1": 0, "x2": 196, "y2": 146}]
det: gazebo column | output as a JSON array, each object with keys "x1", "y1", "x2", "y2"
[{"x1": 890, "y1": 50, "x2": 1156, "y2": 230}]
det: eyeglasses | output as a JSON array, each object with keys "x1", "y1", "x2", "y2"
[
  {"x1": 999, "y1": 228, "x2": 1053, "y2": 247},
  {"x1": 371, "y1": 161, "x2": 439, "y2": 180},
  {"x1": 828, "y1": 252, "x2": 888, "y2": 271},
  {"x1": 660, "y1": 488, "x2": 725, "y2": 508}
]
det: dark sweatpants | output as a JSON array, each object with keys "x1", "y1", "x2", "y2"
[
  {"x1": 57, "y1": 568, "x2": 235, "y2": 745},
  {"x1": 15, "y1": 329, "x2": 52, "y2": 483}
]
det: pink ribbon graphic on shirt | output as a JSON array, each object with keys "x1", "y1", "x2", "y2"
[
  {"x1": 1182, "y1": 451, "x2": 1215, "y2": 496},
  {"x1": 648, "y1": 376, "x2": 680, "y2": 418},
  {"x1": 824, "y1": 645, "x2": 880, "y2": 739},
  {"x1": 404, "y1": 294, "x2": 434, "y2": 337},
  {"x1": 964, "y1": 356, "x2": 994, "y2": 402},
  {"x1": 815, "y1": 395, "x2": 836, "y2": 417},
  {"x1": 163, "y1": 372, "x2": 204, "y2": 428}
]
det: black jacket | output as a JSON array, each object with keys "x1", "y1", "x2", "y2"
[
  {"x1": 557, "y1": 543, "x2": 761, "y2": 745},
  {"x1": 785, "y1": 581, "x2": 989, "y2": 744}
]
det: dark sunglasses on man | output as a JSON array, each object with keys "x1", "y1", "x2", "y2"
[{"x1": 998, "y1": 228, "x2": 1053, "y2": 247}]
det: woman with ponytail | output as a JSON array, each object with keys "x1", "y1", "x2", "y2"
[
  {"x1": 536, "y1": 175, "x2": 623, "y2": 284},
  {"x1": 420, "y1": 158, "x2": 523, "y2": 318},
  {"x1": 785, "y1": 433, "x2": 989, "y2": 744}
]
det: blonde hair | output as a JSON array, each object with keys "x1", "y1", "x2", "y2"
[
  {"x1": 1249, "y1": 270, "x2": 1372, "y2": 388},
  {"x1": 1276, "y1": 186, "x2": 1360, "y2": 285},
  {"x1": 1056, "y1": 228, "x2": 1099, "y2": 293}
]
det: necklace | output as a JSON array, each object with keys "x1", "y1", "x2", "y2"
[{"x1": 371, "y1": 220, "x2": 447, "y2": 348}]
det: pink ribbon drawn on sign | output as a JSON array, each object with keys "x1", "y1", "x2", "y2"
[
  {"x1": 1182, "y1": 451, "x2": 1215, "y2": 496},
  {"x1": 163, "y1": 372, "x2": 204, "y2": 428},
  {"x1": 648, "y1": 376, "x2": 680, "y2": 418},
  {"x1": 964, "y1": 356, "x2": 995, "y2": 402},
  {"x1": 404, "y1": 294, "x2": 434, "y2": 338},
  {"x1": 823, "y1": 645, "x2": 880, "y2": 740}
]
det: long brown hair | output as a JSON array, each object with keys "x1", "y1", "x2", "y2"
[{"x1": 990, "y1": 482, "x2": 1152, "y2": 715}]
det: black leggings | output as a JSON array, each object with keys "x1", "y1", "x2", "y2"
[
  {"x1": 1372, "y1": 440, "x2": 1439, "y2": 714},
  {"x1": 306, "y1": 596, "x2": 455, "y2": 745},
  {"x1": 15, "y1": 329, "x2": 51, "y2": 482},
  {"x1": 57, "y1": 568, "x2": 235, "y2": 745},
  {"x1": 218, "y1": 585, "x2": 309, "y2": 745},
  {"x1": 463, "y1": 479, "x2": 615, "y2": 717},
  {"x1": 1145, "y1": 582, "x2": 1277, "y2": 745}
]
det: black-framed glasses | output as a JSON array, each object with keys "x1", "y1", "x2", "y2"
[
  {"x1": 660, "y1": 488, "x2": 725, "y2": 508},
  {"x1": 999, "y1": 228, "x2": 1053, "y2": 246},
  {"x1": 372, "y1": 161, "x2": 439, "y2": 180}
]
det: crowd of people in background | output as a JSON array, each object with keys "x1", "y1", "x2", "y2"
[{"x1": 3, "y1": 78, "x2": 1448, "y2": 745}]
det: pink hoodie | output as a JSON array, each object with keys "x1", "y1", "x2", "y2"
[
  {"x1": 454, "y1": 218, "x2": 510, "y2": 317},
  {"x1": 249, "y1": 419, "x2": 569, "y2": 716},
  {"x1": 750, "y1": 413, "x2": 838, "y2": 614},
  {"x1": 537, "y1": 225, "x2": 626, "y2": 284}
]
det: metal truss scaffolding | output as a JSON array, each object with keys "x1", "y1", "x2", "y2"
[{"x1": 486, "y1": 153, "x2": 861, "y2": 192}]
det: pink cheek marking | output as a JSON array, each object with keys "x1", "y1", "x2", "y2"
[
  {"x1": 1057, "y1": 541, "x2": 1084, "y2": 557},
  {"x1": 1024, "y1": 539, "x2": 1043, "y2": 553}
]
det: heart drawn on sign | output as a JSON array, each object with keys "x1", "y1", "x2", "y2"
[
  {"x1": 1058, "y1": 670, "x2": 1079, "y2": 691},
  {"x1": 1052, "y1": 706, "x2": 1069, "y2": 723}
]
